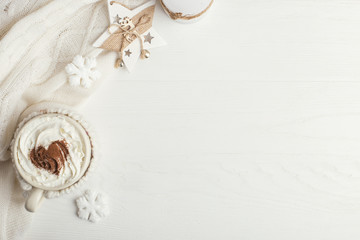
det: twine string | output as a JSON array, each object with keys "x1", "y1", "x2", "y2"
[
  {"x1": 160, "y1": 0, "x2": 214, "y2": 20},
  {"x1": 107, "y1": 15, "x2": 150, "y2": 68}
]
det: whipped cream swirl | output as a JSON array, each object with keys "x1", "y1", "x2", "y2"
[{"x1": 14, "y1": 114, "x2": 91, "y2": 190}]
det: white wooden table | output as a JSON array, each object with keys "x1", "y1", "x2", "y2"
[{"x1": 27, "y1": 1, "x2": 360, "y2": 239}]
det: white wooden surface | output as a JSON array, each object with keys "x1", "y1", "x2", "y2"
[{"x1": 27, "y1": 1, "x2": 360, "y2": 239}]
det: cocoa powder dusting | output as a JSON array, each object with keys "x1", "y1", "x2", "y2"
[{"x1": 29, "y1": 140, "x2": 69, "y2": 175}]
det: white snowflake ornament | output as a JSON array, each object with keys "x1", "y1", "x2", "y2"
[
  {"x1": 76, "y1": 190, "x2": 109, "y2": 223},
  {"x1": 65, "y1": 55, "x2": 101, "y2": 89}
]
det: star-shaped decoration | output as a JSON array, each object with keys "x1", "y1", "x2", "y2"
[
  {"x1": 124, "y1": 49, "x2": 132, "y2": 57},
  {"x1": 113, "y1": 14, "x2": 121, "y2": 24},
  {"x1": 144, "y1": 32, "x2": 154, "y2": 44},
  {"x1": 93, "y1": 0, "x2": 166, "y2": 72}
]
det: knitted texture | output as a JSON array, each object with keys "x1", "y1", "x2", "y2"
[
  {"x1": 0, "y1": 0, "x2": 52, "y2": 38},
  {"x1": 0, "y1": 0, "x2": 106, "y2": 161},
  {"x1": 0, "y1": 0, "x2": 146, "y2": 239}
]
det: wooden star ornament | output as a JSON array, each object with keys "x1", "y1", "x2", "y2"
[{"x1": 93, "y1": 0, "x2": 166, "y2": 72}]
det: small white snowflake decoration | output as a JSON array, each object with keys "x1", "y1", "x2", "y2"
[
  {"x1": 65, "y1": 55, "x2": 101, "y2": 89},
  {"x1": 76, "y1": 190, "x2": 109, "y2": 223}
]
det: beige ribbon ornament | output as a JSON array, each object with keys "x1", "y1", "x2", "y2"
[
  {"x1": 93, "y1": 0, "x2": 166, "y2": 71},
  {"x1": 101, "y1": 1, "x2": 155, "y2": 68}
]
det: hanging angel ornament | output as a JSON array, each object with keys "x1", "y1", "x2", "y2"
[{"x1": 93, "y1": 0, "x2": 166, "y2": 72}]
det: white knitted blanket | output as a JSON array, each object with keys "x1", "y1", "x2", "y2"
[{"x1": 0, "y1": 0, "x2": 145, "y2": 239}]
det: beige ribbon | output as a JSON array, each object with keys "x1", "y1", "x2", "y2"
[{"x1": 102, "y1": 1, "x2": 154, "y2": 68}]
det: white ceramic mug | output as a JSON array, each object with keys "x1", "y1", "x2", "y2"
[{"x1": 12, "y1": 112, "x2": 93, "y2": 212}]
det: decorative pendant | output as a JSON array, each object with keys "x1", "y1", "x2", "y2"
[{"x1": 93, "y1": 0, "x2": 166, "y2": 72}]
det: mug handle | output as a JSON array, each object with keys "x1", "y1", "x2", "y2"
[{"x1": 25, "y1": 188, "x2": 45, "y2": 212}]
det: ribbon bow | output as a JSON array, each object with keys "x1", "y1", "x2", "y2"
[
  {"x1": 93, "y1": 0, "x2": 165, "y2": 71},
  {"x1": 108, "y1": 15, "x2": 151, "y2": 68}
]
